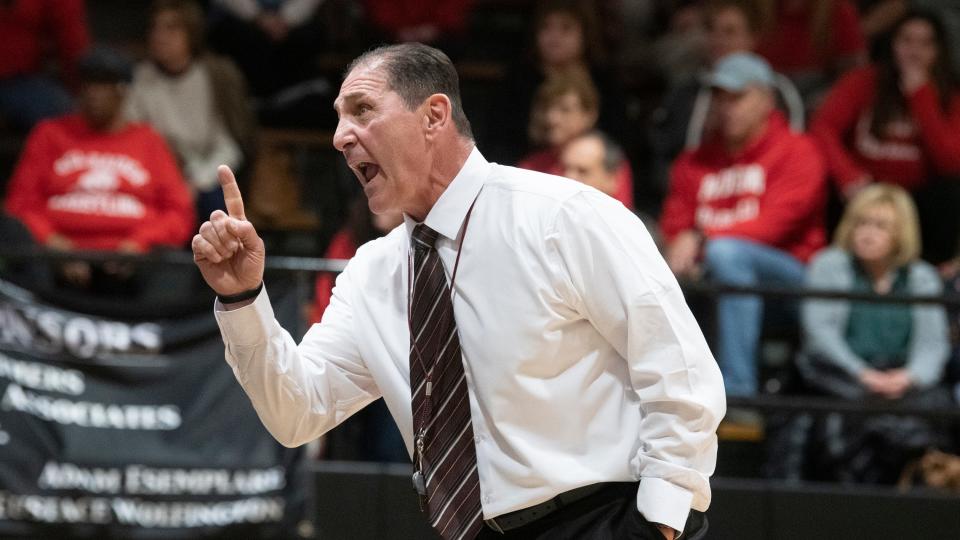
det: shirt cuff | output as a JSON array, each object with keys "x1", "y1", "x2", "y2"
[
  {"x1": 636, "y1": 477, "x2": 694, "y2": 534},
  {"x1": 213, "y1": 285, "x2": 274, "y2": 349}
]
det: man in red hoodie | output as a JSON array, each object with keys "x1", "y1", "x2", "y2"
[
  {"x1": 3, "y1": 47, "x2": 194, "y2": 292},
  {"x1": 660, "y1": 52, "x2": 827, "y2": 397}
]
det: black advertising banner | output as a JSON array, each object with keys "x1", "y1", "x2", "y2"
[{"x1": 0, "y1": 278, "x2": 311, "y2": 538}]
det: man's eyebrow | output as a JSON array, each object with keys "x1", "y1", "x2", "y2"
[{"x1": 332, "y1": 91, "x2": 365, "y2": 113}]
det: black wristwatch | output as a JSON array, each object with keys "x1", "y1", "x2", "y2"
[{"x1": 217, "y1": 282, "x2": 263, "y2": 304}]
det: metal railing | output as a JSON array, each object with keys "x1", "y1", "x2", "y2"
[{"x1": 3, "y1": 246, "x2": 959, "y2": 421}]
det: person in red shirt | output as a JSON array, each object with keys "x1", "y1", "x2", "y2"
[
  {"x1": 756, "y1": 0, "x2": 867, "y2": 102},
  {"x1": 518, "y1": 71, "x2": 635, "y2": 209},
  {"x1": 0, "y1": 0, "x2": 90, "y2": 130},
  {"x1": 650, "y1": 0, "x2": 807, "y2": 217},
  {"x1": 660, "y1": 52, "x2": 827, "y2": 396},
  {"x1": 810, "y1": 10, "x2": 960, "y2": 262},
  {"x1": 3, "y1": 47, "x2": 194, "y2": 291}
]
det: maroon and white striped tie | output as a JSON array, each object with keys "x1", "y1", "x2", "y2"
[{"x1": 409, "y1": 224, "x2": 484, "y2": 540}]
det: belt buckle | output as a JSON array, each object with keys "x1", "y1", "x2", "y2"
[{"x1": 485, "y1": 517, "x2": 505, "y2": 534}]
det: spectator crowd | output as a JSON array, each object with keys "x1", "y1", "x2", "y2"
[{"x1": 2, "y1": 0, "x2": 960, "y2": 486}]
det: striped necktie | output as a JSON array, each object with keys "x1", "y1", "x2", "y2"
[{"x1": 409, "y1": 224, "x2": 483, "y2": 540}]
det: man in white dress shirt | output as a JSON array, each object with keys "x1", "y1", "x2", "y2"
[{"x1": 192, "y1": 43, "x2": 725, "y2": 540}]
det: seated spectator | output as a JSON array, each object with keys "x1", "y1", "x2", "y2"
[
  {"x1": 519, "y1": 72, "x2": 634, "y2": 209},
  {"x1": 208, "y1": 0, "x2": 325, "y2": 97},
  {"x1": 858, "y1": 1, "x2": 960, "y2": 54},
  {"x1": 650, "y1": 0, "x2": 807, "y2": 209},
  {"x1": 756, "y1": 0, "x2": 867, "y2": 102},
  {"x1": 660, "y1": 53, "x2": 827, "y2": 396},
  {"x1": 3, "y1": 48, "x2": 194, "y2": 293},
  {"x1": 0, "y1": 0, "x2": 89, "y2": 130},
  {"x1": 486, "y1": 0, "x2": 626, "y2": 165},
  {"x1": 812, "y1": 9, "x2": 960, "y2": 263},
  {"x1": 126, "y1": 0, "x2": 256, "y2": 220},
  {"x1": 798, "y1": 183, "x2": 952, "y2": 483}
]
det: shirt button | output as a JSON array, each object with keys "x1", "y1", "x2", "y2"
[
  {"x1": 483, "y1": 495, "x2": 491, "y2": 503},
  {"x1": 475, "y1": 434, "x2": 484, "y2": 443}
]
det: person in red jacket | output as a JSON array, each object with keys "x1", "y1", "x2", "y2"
[
  {"x1": 3, "y1": 47, "x2": 194, "y2": 291},
  {"x1": 811, "y1": 10, "x2": 960, "y2": 262},
  {"x1": 0, "y1": 0, "x2": 90, "y2": 130},
  {"x1": 660, "y1": 52, "x2": 827, "y2": 396}
]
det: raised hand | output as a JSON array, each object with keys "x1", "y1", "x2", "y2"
[{"x1": 192, "y1": 165, "x2": 265, "y2": 298}]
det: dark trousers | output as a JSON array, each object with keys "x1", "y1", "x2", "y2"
[{"x1": 477, "y1": 483, "x2": 708, "y2": 540}]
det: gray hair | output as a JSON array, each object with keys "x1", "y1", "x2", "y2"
[{"x1": 346, "y1": 43, "x2": 473, "y2": 139}]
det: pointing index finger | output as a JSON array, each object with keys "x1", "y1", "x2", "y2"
[{"x1": 218, "y1": 165, "x2": 246, "y2": 220}]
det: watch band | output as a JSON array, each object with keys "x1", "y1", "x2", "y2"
[{"x1": 217, "y1": 282, "x2": 263, "y2": 304}]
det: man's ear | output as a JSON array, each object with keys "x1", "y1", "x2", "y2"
[{"x1": 423, "y1": 93, "x2": 453, "y2": 138}]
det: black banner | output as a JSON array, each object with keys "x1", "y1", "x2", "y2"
[{"x1": 0, "y1": 278, "x2": 311, "y2": 538}]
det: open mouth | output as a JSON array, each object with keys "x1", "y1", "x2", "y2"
[{"x1": 356, "y1": 162, "x2": 381, "y2": 184}]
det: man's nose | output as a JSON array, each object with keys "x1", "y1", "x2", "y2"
[{"x1": 333, "y1": 120, "x2": 355, "y2": 152}]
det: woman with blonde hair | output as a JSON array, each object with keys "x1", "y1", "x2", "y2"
[{"x1": 795, "y1": 183, "x2": 952, "y2": 482}]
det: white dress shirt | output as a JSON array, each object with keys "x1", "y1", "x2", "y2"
[{"x1": 214, "y1": 148, "x2": 726, "y2": 533}]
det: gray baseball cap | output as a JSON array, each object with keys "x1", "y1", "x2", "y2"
[{"x1": 706, "y1": 52, "x2": 774, "y2": 92}]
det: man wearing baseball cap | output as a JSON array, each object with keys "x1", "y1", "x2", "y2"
[{"x1": 660, "y1": 52, "x2": 828, "y2": 399}]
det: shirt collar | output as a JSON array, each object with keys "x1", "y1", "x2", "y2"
[{"x1": 403, "y1": 146, "x2": 489, "y2": 242}]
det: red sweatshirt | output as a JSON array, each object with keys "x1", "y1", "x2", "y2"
[
  {"x1": 661, "y1": 112, "x2": 827, "y2": 263},
  {"x1": 4, "y1": 114, "x2": 194, "y2": 251},
  {"x1": 811, "y1": 66, "x2": 960, "y2": 192},
  {"x1": 0, "y1": 0, "x2": 89, "y2": 86},
  {"x1": 518, "y1": 147, "x2": 635, "y2": 210}
]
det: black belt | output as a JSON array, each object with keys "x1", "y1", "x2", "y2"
[{"x1": 484, "y1": 483, "x2": 611, "y2": 533}]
